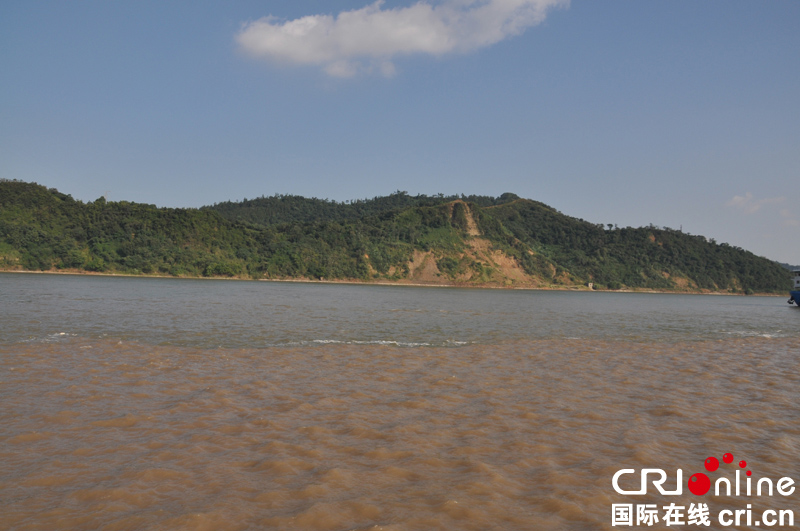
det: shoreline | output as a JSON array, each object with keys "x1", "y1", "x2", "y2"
[{"x1": 0, "y1": 268, "x2": 785, "y2": 297}]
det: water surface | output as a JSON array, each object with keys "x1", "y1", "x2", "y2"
[
  {"x1": 2, "y1": 273, "x2": 795, "y2": 346},
  {"x1": 1, "y1": 273, "x2": 798, "y2": 530}
]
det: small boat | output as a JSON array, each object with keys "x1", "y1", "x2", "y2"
[{"x1": 789, "y1": 269, "x2": 800, "y2": 305}]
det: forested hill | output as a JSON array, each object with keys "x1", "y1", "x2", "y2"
[
  {"x1": 0, "y1": 180, "x2": 791, "y2": 293},
  {"x1": 204, "y1": 191, "x2": 521, "y2": 226}
]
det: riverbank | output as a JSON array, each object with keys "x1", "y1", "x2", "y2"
[{"x1": 0, "y1": 268, "x2": 784, "y2": 296}]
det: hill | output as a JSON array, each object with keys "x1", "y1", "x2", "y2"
[
  {"x1": 0, "y1": 180, "x2": 791, "y2": 293},
  {"x1": 203, "y1": 191, "x2": 520, "y2": 226}
]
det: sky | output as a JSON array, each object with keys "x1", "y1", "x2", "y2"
[{"x1": 1, "y1": 1, "x2": 798, "y2": 264}]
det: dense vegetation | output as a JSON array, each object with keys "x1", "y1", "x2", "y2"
[
  {"x1": 204, "y1": 191, "x2": 521, "y2": 226},
  {"x1": 0, "y1": 180, "x2": 791, "y2": 293},
  {"x1": 480, "y1": 200, "x2": 789, "y2": 292}
]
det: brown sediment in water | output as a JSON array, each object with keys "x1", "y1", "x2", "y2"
[{"x1": 1, "y1": 337, "x2": 798, "y2": 530}]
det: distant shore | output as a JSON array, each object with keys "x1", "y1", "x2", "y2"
[{"x1": 0, "y1": 268, "x2": 784, "y2": 296}]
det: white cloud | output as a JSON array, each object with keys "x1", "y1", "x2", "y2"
[
  {"x1": 236, "y1": 0, "x2": 568, "y2": 77},
  {"x1": 780, "y1": 209, "x2": 799, "y2": 227},
  {"x1": 726, "y1": 192, "x2": 785, "y2": 215}
]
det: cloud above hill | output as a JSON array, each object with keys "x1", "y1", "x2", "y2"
[
  {"x1": 236, "y1": 0, "x2": 568, "y2": 77},
  {"x1": 727, "y1": 192, "x2": 798, "y2": 227},
  {"x1": 726, "y1": 192, "x2": 785, "y2": 215}
]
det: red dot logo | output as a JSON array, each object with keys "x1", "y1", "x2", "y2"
[
  {"x1": 704, "y1": 457, "x2": 719, "y2": 472},
  {"x1": 746, "y1": 470, "x2": 752, "y2": 476},
  {"x1": 688, "y1": 473, "x2": 711, "y2": 496},
  {"x1": 723, "y1": 453, "x2": 734, "y2": 464},
  {"x1": 739, "y1": 460, "x2": 747, "y2": 468}
]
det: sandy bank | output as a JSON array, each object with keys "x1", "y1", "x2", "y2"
[{"x1": 0, "y1": 268, "x2": 784, "y2": 296}]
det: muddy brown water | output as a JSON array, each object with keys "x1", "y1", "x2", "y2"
[{"x1": 1, "y1": 274, "x2": 798, "y2": 530}]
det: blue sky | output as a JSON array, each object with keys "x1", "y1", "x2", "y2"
[{"x1": 2, "y1": 1, "x2": 798, "y2": 264}]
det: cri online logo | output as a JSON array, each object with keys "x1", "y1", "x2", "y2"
[{"x1": 613, "y1": 452, "x2": 796, "y2": 497}]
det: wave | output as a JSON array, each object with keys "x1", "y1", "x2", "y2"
[
  {"x1": 722, "y1": 329, "x2": 788, "y2": 339},
  {"x1": 293, "y1": 339, "x2": 473, "y2": 348},
  {"x1": 21, "y1": 332, "x2": 78, "y2": 344}
]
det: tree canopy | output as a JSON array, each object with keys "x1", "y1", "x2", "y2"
[{"x1": 0, "y1": 180, "x2": 790, "y2": 293}]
